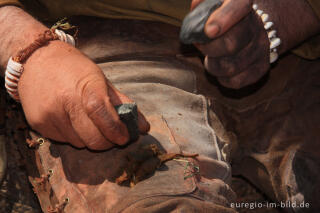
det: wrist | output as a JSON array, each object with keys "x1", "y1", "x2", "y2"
[
  {"x1": 22, "y1": 40, "x2": 78, "y2": 75},
  {"x1": 253, "y1": 0, "x2": 320, "y2": 55},
  {"x1": 5, "y1": 30, "x2": 75, "y2": 101},
  {"x1": 0, "y1": 6, "x2": 48, "y2": 73}
]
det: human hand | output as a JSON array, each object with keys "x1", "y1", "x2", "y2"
[
  {"x1": 191, "y1": 0, "x2": 270, "y2": 89},
  {"x1": 190, "y1": 0, "x2": 320, "y2": 89},
  {"x1": 18, "y1": 41, "x2": 150, "y2": 150}
]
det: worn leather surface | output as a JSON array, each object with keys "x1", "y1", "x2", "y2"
[
  {"x1": 212, "y1": 55, "x2": 320, "y2": 213},
  {"x1": 13, "y1": 17, "x2": 236, "y2": 213},
  {"x1": 5, "y1": 16, "x2": 319, "y2": 213}
]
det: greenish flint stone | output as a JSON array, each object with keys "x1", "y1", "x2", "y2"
[
  {"x1": 115, "y1": 103, "x2": 139, "y2": 143},
  {"x1": 180, "y1": 0, "x2": 222, "y2": 44}
]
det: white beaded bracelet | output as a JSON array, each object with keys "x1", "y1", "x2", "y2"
[
  {"x1": 252, "y1": 4, "x2": 281, "y2": 64},
  {"x1": 54, "y1": 29, "x2": 75, "y2": 46},
  {"x1": 4, "y1": 29, "x2": 75, "y2": 102}
]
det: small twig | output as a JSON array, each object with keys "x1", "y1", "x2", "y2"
[{"x1": 51, "y1": 17, "x2": 79, "y2": 38}]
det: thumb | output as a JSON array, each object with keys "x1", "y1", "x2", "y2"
[
  {"x1": 108, "y1": 83, "x2": 150, "y2": 134},
  {"x1": 205, "y1": 0, "x2": 253, "y2": 38}
]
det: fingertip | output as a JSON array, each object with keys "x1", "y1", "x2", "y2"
[
  {"x1": 205, "y1": 23, "x2": 220, "y2": 38},
  {"x1": 137, "y1": 111, "x2": 150, "y2": 134},
  {"x1": 109, "y1": 101, "x2": 132, "y2": 145},
  {"x1": 102, "y1": 98, "x2": 130, "y2": 145},
  {"x1": 115, "y1": 120, "x2": 131, "y2": 145}
]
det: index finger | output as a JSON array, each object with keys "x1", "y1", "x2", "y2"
[
  {"x1": 82, "y1": 80, "x2": 129, "y2": 146},
  {"x1": 107, "y1": 83, "x2": 150, "y2": 135}
]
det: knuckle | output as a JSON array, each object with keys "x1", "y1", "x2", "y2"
[
  {"x1": 106, "y1": 119, "x2": 120, "y2": 131},
  {"x1": 85, "y1": 97, "x2": 106, "y2": 117},
  {"x1": 66, "y1": 103, "x2": 81, "y2": 124},
  {"x1": 224, "y1": 36, "x2": 238, "y2": 54},
  {"x1": 78, "y1": 74, "x2": 105, "y2": 99},
  {"x1": 219, "y1": 58, "x2": 237, "y2": 77},
  {"x1": 61, "y1": 91, "x2": 74, "y2": 108},
  {"x1": 79, "y1": 78, "x2": 95, "y2": 97}
]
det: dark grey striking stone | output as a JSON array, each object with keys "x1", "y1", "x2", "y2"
[
  {"x1": 180, "y1": 0, "x2": 222, "y2": 44},
  {"x1": 115, "y1": 103, "x2": 139, "y2": 143}
]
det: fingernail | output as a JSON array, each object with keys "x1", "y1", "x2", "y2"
[{"x1": 206, "y1": 23, "x2": 220, "y2": 38}]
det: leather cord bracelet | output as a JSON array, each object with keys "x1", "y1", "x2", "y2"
[{"x1": 5, "y1": 29, "x2": 75, "y2": 102}]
